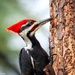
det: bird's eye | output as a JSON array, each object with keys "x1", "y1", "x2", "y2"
[
  {"x1": 27, "y1": 21, "x2": 34, "y2": 26},
  {"x1": 29, "y1": 21, "x2": 34, "y2": 24},
  {"x1": 20, "y1": 25, "x2": 27, "y2": 32},
  {"x1": 20, "y1": 21, "x2": 34, "y2": 32}
]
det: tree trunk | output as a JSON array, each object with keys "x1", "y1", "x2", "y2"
[{"x1": 49, "y1": 0, "x2": 75, "y2": 75}]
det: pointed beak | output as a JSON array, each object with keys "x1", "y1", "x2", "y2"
[
  {"x1": 37, "y1": 18, "x2": 52, "y2": 26},
  {"x1": 32, "y1": 18, "x2": 52, "y2": 31},
  {"x1": 30, "y1": 18, "x2": 53, "y2": 36}
]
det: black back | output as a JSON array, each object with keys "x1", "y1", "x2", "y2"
[
  {"x1": 28, "y1": 45, "x2": 49, "y2": 75},
  {"x1": 19, "y1": 32, "x2": 50, "y2": 75},
  {"x1": 27, "y1": 35, "x2": 50, "y2": 75},
  {"x1": 19, "y1": 48, "x2": 34, "y2": 75}
]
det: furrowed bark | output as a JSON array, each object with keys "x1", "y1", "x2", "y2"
[{"x1": 49, "y1": 0, "x2": 75, "y2": 75}]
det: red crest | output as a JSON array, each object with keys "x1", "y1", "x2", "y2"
[{"x1": 6, "y1": 19, "x2": 36, "y2": 33}]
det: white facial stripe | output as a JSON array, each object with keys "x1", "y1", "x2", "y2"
[
  {"x1": 19, "y1": 25, "x2": 34, "y2": 50},
  {"x1": 21, "y1": 24, "x2": 25, "y2": 27},
  {"x1": 19, "y1": 30, "x2": 32, "y2": 48},
  {"x1": 19, "y1": 22, "x2": 39, "y2": 50},
  {"x1": 30, "y1": 22, "x2": 43, "y2": 36}
]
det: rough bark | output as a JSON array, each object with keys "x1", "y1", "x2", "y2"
[{"x1": 49, "y1": 0, "x2": 75, "y2": 75}]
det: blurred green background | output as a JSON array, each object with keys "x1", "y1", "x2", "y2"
[{"x1": 0, "y1": 0, "x2": 49, "y2": 75}]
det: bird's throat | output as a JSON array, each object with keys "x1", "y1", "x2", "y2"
[
  {"x1": 24, "y1": 36, "x2": 33, "y2": 50},
  {"x1": 19, "y1": 32, "x2": 40, "y2": 50},
  {"x1": 19, "y1": 33, "x2": 33, "y2": 50}
]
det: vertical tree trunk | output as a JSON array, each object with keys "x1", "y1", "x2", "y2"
[{"x1": 49, "y1": 0, "x2": 75, "y2": 75}]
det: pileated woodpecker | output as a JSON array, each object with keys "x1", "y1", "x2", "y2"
[{"x1": 7, "y1": 18, "x2": 54, "y2": 75}]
